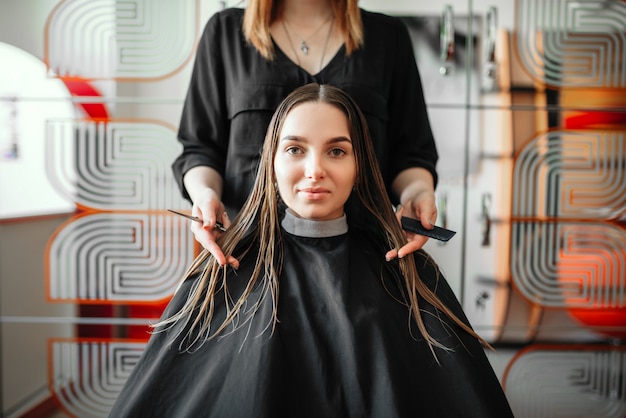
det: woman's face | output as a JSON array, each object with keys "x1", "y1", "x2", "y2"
[{"x1": 274, "y1": 101, "x2": 357, "y2": 221}]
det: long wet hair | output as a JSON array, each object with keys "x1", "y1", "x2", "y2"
[
  {"x1": 242, "y1": 0, "x2": 364, "y2": 59},
  {"x1": 157, "y1": 83, "x2": 488, "y2": 357}
]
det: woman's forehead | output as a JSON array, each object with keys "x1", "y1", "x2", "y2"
[{"x1": 280, "y1": 101, "x2": 350, "y2": 135}]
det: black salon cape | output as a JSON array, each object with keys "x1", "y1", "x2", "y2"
[{"x1": 109, "y1": 228, "x2": 513, "y2": 418}]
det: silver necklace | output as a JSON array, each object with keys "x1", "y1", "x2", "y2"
[
  {"x1": 282, "y1": 15, "x2": 333, "y2": 55},
  {"x1": 282, "y1": 19, "x2": 301, "y2": 64},
  {"x1": 282, "y1": 17, "x2": 334, "y2": 73},
  {"x1": 318, "y1": 18, "x2": 334, "y2": 71}
]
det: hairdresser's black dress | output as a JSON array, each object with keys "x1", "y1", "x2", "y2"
[
  {"x1": 109, "y1": 212, "x2": 513, "y2": 418},
  {"x1": 173, "y1": 8, "x2": 438, "y2": 216}
]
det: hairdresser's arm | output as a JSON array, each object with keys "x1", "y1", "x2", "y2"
[
  {"x1": 386, "y1": 167, "x2": 437, "y2": 260},
  {"x1": 184, "y1": 166, "x2": 239, "y2": 268}
]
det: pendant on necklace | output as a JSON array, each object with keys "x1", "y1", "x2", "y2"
[{"x1": 300, "y1": 41, "x2": 309, "y2": 55}]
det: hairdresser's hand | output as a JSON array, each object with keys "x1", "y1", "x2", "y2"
[
  {"x1": 385, "y1": 191, "x2": 437, "y2": 261},
  {"x1": 191, "y1": 188, "x2": 239, "y2": 269}
]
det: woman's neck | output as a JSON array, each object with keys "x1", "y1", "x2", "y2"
[
  {"x1": 280, "y1": 0, "x2": 333, "y2": 25},
  {"x1": 271, "y1": 0, "x2": 341, "y2": 75}
]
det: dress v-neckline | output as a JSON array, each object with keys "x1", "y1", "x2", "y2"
[{"x1": 271, "y1": 37, "x2": 346, "y2": 77}]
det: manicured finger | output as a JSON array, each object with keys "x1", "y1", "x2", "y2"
[
  {"x1": 397, "y1": 235, "x2": 428, "y2": 258},
  {"x1": 385, "y1": 248, "x2": 398, "y2": 262}
]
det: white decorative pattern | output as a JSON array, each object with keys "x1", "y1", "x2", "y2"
[
  {"x1": 46, "y1": 0, "x2": 198, "y2": 79},
  {"x1": 48, "y1": 212, "x2": 195, "y2": 302},
  {"x1": 513, "y1": 130, "x2": 625, "y2": 220},
  {"x1": 46, "y1": 120, "x2": 186, "y2": 211},
  {"x1": 511, "y1": 221, "x2": 626, "y2": 308},
  {"x1": 51, "y1": 340, "x2": 146, "y2": 418},
  {"x1": 504, "y1": 347, "x2": 626, "y2": 418},
  {"x1": 516, "y1": 0, "x2": 626, "y2": 88}
]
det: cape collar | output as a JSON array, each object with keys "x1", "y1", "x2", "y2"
[{"x1": 281, "y1": 209, "x2": 348, "y2": 238}]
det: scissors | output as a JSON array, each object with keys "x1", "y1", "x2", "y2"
[{"x1": 167, "y1": 209, "x2": 227, "y2": 232}]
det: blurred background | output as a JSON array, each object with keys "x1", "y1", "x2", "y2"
[{"x1": 0, "y1": 0, "x2": 624, "y2": 416}]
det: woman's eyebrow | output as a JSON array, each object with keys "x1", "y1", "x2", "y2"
[
  {"x1": 279, "y1": 135, "x2": 352, "y2": 143},
  {"x1": 328, "y1": 136, "x2": 352, "y2": 144},
  {"x1": 279, "y1": 135, "x2": 304, "y2": 142}
]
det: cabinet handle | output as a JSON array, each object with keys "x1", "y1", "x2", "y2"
[
  {"x1": 481, "y1": 193, "x2": 492, "y2": 247},
  {"x1": 438, "y1": 192, "x2": 448, "y2": 230},
  {"x1": 440, "y1": 5, "x2": 455, "y2": 76},
  {"x1": 485, "y1": 6, "x2": 498, "y2": 79}
]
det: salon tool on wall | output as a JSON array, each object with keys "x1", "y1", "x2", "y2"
[{"x1": 439, "y1": 5, "x2": 455, "y2": 76}]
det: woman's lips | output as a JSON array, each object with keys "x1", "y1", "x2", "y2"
[{"x1": 299, "y1": 187, "x2": 330, "y2": 200}]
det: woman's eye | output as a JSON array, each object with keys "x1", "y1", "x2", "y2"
[
  {"x1": 329, "y1": 148, "x2": 347, "y2": 157},
  {"x1": 286, "y1": 146, "x2": 303, "y2": 155}
]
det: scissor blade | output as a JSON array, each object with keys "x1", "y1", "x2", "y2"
[{"x1": 167, "y1": 209, "x2": 227, "y2": 232}]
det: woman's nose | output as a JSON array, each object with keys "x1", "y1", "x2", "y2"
[{"x1": 304, "y1": 154, "x2": 325, "y2": 179}]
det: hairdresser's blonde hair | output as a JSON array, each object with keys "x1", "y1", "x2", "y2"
[
  {"x1": 242, "y1": 0, "x2": 363, "y2": 59},
  {"x1": 158, "y1": 84, "x2": 489, "y2": 358}
]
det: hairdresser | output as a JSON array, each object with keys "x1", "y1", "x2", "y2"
[{"x1": 173, "y1": 0, "x2": 438, "y2": 267}]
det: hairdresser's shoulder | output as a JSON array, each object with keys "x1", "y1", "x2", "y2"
[
  {"x1": 360, "y1": 8, "x2": 410, "y2": 35},
  {"x1": 201, "y1": 7, "x2": 245, "y2": 33},
  {"x1": 213, "y1": 7, "x2": 245, "y2": 20}
]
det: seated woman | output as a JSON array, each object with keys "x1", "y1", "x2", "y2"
[{"x1": 109, "y1": 84, "x2": 514, "y2": 418}]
